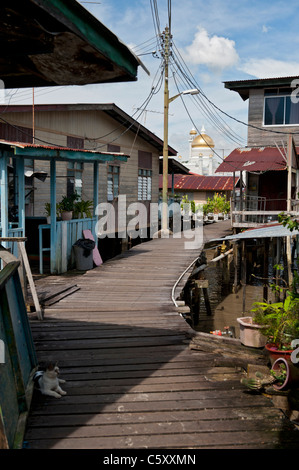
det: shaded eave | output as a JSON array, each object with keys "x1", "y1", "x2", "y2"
[
  {"x1": 0, "y1": 0, "x2": 144, "y2": 88},
  {"x1": 0, "y1": 103, "x2": 177, "y2": 156},
  {"x1": 224, "y1": 76, "x2": 299, "y2": 101},
  {"x1": 159, "y1": 157, "x2": 190, "y2": 174},
  {"x1": 0, "y1": 140, "x2": 129, "y2": 163},
  {"x1": 211, "y1": 223, "x2": 299, "y2": 241}
]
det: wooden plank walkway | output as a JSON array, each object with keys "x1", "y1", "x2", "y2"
[{"x1": 24, "y1": 221, "x2": 299, "y2": 449}]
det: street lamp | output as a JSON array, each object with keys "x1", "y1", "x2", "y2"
[{"x1": 161, "y1": 86, "x2": 199, "y2": 233}]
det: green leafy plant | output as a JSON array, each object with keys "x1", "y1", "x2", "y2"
[
  {"x1": 278, "y1": 191, "x2": 299, "y2": 232},
  {"x1": 270, "y1": 362, "x2": 287, "y2": 384},
  {"x1": 251, "y1": 295, "x2": 299, "y2": 350},
  {"x1": 74, "y1": 199, "x2": 93, "y2": 219},
  {"x1": 181, "y1": 195, "x2": 195, "y2": 214},
  {"x1": 58, "y1": 192, "x2": 80, "y2": 213},
  {"x1": 202, "y1": 193, "x2": 230, "y2": 215},
  {"x1": 44, "y1": 202, "x2": 60, "y2": 217}
]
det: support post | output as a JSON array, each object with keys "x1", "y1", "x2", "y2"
[
  {"x1": 263, "y1": 238, "x2": 269, "y2": 301},
  {"x1": 16, "y1": 158, "x2": 25, "y2": 236},
  {"x1": 242, "y1": 240, "x2": 246, "y2": 313},
  {"x1": 50, "y1": 159, "x2": 57, "y2": 274},
  {"x1": 93, "y1": 162, "x2": 99, "y2": 241},
  {"x1": 287, "y1": 134, "x2": 293, "y2": 284},
  {"x1": 162, "y1": 26, "x2": 170, "y2": 233},
  {"x1": 0, "y1": 153, "x2": 8, "y2": 245}
]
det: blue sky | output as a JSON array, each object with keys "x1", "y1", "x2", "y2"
[{"x1": 6, "y1": 0, "x2": 299, "y2": 164}]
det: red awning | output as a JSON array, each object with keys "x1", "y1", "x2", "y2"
[{"x1": 215, "y1": 147, "x2": 288, "y2": 173}]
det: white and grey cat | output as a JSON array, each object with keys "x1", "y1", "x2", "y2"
[{"x1": 34, "y1": 362, "x2": 67, "y2": 398}]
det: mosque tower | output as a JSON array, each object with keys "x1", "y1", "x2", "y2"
[{"x1": 183, "y1": 125, "x2": 216, "y2": 175}]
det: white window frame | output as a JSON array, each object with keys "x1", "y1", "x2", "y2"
[
  {"x1": 138, "y1": 168, "x2": 152, "y2": 201},
  {"x1": 263, "y1": 88, "x2": 299, "y2": 127}
]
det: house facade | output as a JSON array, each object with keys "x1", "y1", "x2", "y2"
[
  {"x1": 216, "y1": 76, "x2": 299, "y2": 228},
  {"x1": 0, "y1": 103, "x2": 176, "y2": 264}
]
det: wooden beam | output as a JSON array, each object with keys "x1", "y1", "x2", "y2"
[
  {"x1": 0, "y1": 154, "x2": 8, "y2": 245},
  {"x1": 16, "y1": 158, "x2": 25, "y2": 236},
  {"x1": 50, "y1": 160, "x2": 57, "y2": 274},
  {"x1": 18, "y1": 241, "x2": 43, "y2": 320}
]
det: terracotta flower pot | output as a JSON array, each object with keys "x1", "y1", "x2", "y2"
[
  {"x1": 271, "y1": 357, "x2": 299, "y2": 391},
  {"x1": 61, "y1": 211, "x2": 73, "y2": 221},
  {"x1": 265, "y1": 343, "x2": 293, "y2": 365}
]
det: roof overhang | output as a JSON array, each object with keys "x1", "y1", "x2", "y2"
[
  {"x1": 0, "y1": 0, "x2": 144, "y2": 88},
  {"x1": 215, "y1": 146, "x2": 295, "y2": 173},
  {"x1": 159, "y1": 157, "x2": 190, "y2": 174},
  {"x1": 211, "y1": 223, "x2": 299, "y2": 241},
  {"x1": 224, "y1": 76, "x2": 299, "y2": 101},
  {"x1": 0, "y1": 140, "x2": 129, "y2": 163}
]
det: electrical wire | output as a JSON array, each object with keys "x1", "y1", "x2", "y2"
[
  {"x1": 171, "y1": 41, "x2": 299, "y2": 138},
  {"x1": 171, "y1": 42, "x2": 246, "y2": 145}
]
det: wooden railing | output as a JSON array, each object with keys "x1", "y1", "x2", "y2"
[
  {"x1": 0, "y1": 246, "x2": 37, "y2": 448},
  {"x1": 230, "y1": 196, "x2": 299, "y2": 228},
  {"x1": 39, "y1": 217, "x2": 97, "y2": 274}
]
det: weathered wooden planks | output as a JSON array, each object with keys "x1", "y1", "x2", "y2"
[{"x1": 24, "y1": 221, "x2": 299, "y2": 449}]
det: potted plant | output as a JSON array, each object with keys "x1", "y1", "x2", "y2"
[
  {"x1": 44, "y1": 202, "x2": 51, "y2": 224},
  {"x1": 58, "y1": 193, "x2": 79, "y2": 220},
  {"x1": 74, "y1": 199, "x2": 93, "y2": 219},
  {"x1": 251, "y1": 295, "x2": 299, "y2": 364},
  {"x1": 270, "y1": 358, "x2": 289, "y2": 390},
  {"x1": 270, "y1": 356, "x2": 299, "y2": 390},
  {"x1": 44, "y1": 202, "x2": 60, "y2": 224}
]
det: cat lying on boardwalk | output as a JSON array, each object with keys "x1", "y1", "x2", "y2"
[{"x1": 34, "y1": 363, "x2": 67, "y2": 398}]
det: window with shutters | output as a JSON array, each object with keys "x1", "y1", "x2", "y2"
[
  {"x1": 67, "y1": 161, "x2": 83, "y2": 198},
  {"x1": 107, "y1": 165, "x2": 120, "y2": 201},
  {"x1": 138, "y1": 151, "x2": 152, "y2": 201},
  {"x1": 138, "y1": 169, "x2": 152, "y2": 200},
  {"x1": 66, "y1": 136, "x2": 84, "y2": 197}
]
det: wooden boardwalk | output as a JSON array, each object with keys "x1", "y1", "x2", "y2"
[{"x1": 24, "y1": 221, "x2": 299, "y2": 449}]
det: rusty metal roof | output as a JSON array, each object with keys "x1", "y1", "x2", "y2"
[
  {"x1": 159, "y1": 174, "x2": 237, "y2": 191},
  {"x1": 0, "y1": 140, "x2": 130, "y2": 163},
  {"x1": 215, "y1": 147, "x2": 289, "y2": 173}
]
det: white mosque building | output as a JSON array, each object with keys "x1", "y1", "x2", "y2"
[{"x1": 180, "y1": 126, "x2": 219, "y2": 175}]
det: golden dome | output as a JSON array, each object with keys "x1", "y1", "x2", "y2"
[
  {"x1": 192, "y1": 133, "x2": 214, "y2": 148},
  {"x1": 191, "y1": 125, "x2": 214, "y2": 148},
  {"x1": 189, "y1": 128, "x2": 197, "y2": 135}
]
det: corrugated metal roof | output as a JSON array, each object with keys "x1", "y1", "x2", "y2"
[
  {"x1": 215, "y1": 147, "x2": 288, "y2": 173},
  {"x1": 0, "y1": 140, "x2": 130, "y2": 164},
  {"x1": 159, "y1": 174, "x2": 237, "y2": 191},
  {"x1": 212, "y1": 223, "x2": 299, "y2": 241}
]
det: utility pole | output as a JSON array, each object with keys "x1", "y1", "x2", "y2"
[
  {"x1": 162, "y1": 26, "x2": 171, "y2": 233},
  {"x1": 160, "y1": 27, "x2": 198, "y2": 235}
]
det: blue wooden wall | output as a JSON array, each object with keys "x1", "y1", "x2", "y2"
[{"x1": 0, "y1": 251, "x2": 37, "y2": 448}]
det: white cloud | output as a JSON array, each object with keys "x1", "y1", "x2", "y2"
[
  {"x1": 184, "y1": 27, "x2": 239, "y2": 72},
  {"x1": 262, "y1": 25, "x2": 270, "y2": 33},
  {"x1": 240, "y1": 58, "x2": 299, "y2": 78}
]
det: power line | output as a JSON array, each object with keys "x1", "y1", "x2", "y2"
[
  {"x1": 171, "y1": 42, "x2": 299, "y2": 138},
  {"x1": 170, "y1": 42, "x2": 245, "y2": 145}
]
